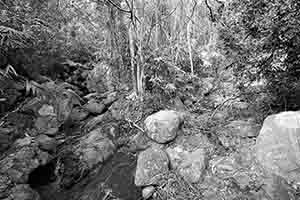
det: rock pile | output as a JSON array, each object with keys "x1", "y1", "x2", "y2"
[{"x1": 134, "y1": 110, "x2": 209, "y2": 199}]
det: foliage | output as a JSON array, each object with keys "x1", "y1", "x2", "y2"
[
  {"x1": 0, "y1": 0, "x2": 109, "y2": 79},
  {"x1": 220, "y1": 0, "x2": 300, "y2": 111}
]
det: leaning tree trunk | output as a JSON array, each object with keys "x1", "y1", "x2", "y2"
[{"x1": 187, "y1": 19, "x2": 193, "y2": 75}]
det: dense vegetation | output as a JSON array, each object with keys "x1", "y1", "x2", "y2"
[
  {"x1": 1, "y1": 0, "x2": 300, "y2": 200},
  {"x1": 2, "y1": 0, "x2": 300, "y2": 114}
]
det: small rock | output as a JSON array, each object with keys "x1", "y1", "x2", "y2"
[
  {"x1": 212, "y1": 111, "x2": 228, "y2": 120},
  {"x1": 38, "y1": 104, "x2": 56, "y2": 117},
  {"x1": 103, "y1": 92, "x2": 117, "y2": 105},
  {"x1": 222, "y1": 120, "x2": 260, "y2": 138},
  {"x1": 144, "y1": 110, "x2": 182, "y2": 144},
  {"x1": 34, "y1": 116, "x2": 59, "y2": 136},
  {"x1": 135, "y1": 147, "x2": 169, "y2": 186},
  {"x1": 69, "y1": 107, "x2": 89, "y2": 121},
  {"x1": 85, "y1": 100, "x2": 106, "y2": 114},
  {"x1": 210, "y1": 156, "x2": 239, "y2": 179},
  {"x1": 184, "y1": 99, "x2": 193, "y2": 107},
  {"x1": 35, "y1": 134, "x2": 57, "y2": 152},
  {"x1": 77, "y1": 128, "x2": 116, "y2": 168},
  {"x1": 142, "y1": 186, "x2": 155, "y2": 200},
  {"x1": 233, "y1": 171, "x2": 251, "y2": 190},
  {"x1": 166, "y1": 146, "x2": 207, "y2": 183},
  {"x1": 201, "y1": 78, "x2": 214, "y2": 95},
  {"x1": 15, "y1": 137, "x2": 32, "y2": 147},
  {"x1": 8, "y1": 184, "x2": 40, "y2": 200}
]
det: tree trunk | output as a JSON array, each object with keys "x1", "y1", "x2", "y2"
[
  {"x1": 155, "y1": 0, "x2": 160, "y2": 49},
  {"x1": 187, "y1": 19, "x2": 193, "y2": 75},
  {"x1": 128, "y1": 24, "x2": 137, "y2": 94},
  {"x1": 137, "y1": 0, "x2": 145, "y2": 97}
]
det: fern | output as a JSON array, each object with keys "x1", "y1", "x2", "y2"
[
  {"x1": 0, "y1": 25, "x2": 31, "y2": 48},
  {"x1": 25, "y1": 80, "x2": 83, "y2": 123},
  {"x1": 0, "y1": 64, "x2": 18, "y2": 79},
  {"x1": 25, "y1": 80, "x2": 45, "y2": 97}
]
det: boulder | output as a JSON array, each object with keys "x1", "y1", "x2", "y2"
[
  {"x1": 166, "y1": 146, "x2": 207, "y2": 183},
  {"x1": 144, "y1": 110, "x2": 182, "y2": 143},
  {"x1": 0, "y1": 138, "x2": 51, "y2": 183},
  {"x1": 135, "y1": 147, "x2": 169, "y2": 186},
  {"x1": 7, "y1": 184, "x2": 40, "y2": 200},
  {"x1": 77, "y1": 128, "x2": 116, "y2": 168},
  {"x1": 255, "y1": 111, "x2": 300, "y2": 183}
]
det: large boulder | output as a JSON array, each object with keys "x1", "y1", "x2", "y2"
[
  {"x1": 135, "y1": 147, "x2": 169, "y2": 186},
  {"x1": 255, "y1": 111, "x2": 300, "y2": 182},
  {"x1": 166, "y1": 146, "x2": 207, "y2": 183},
  {"x1": 76, "y1": 128, "x2": 116, "y2": 169},
  {"x1": 144, "y1": 110, "x2": 183, "y2": 144},
  {"x1": 0, "y1": 138, "x2": 51, "y2": 183}
]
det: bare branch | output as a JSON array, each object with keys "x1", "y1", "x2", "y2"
[
  {"x1": 204, "y1": 0, "x2": 215, "y2": 22},
  {"x1": 104, "y1": 0, "x2": 131, "y2": 13}
]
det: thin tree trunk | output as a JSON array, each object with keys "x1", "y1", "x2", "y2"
[
  {"x1": 155, "y1": 0, "x2": 160, "y2": 49},
  {"x1": 137, "y1": 0, "x2": 145, "y2": 97},
  {"x1": 187, "y1": 20, "x2": 193, "y2": 75},
  {"x1": 128, "y1": 24, "x2": 137, "y2": 94}
]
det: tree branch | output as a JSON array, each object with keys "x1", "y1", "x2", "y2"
[
  {"x1": 204, "y1": 0, "x2": 215, "y2": 22},
  {"x1": 104, "y1": 0, "x2": 131, "y2": 13}
]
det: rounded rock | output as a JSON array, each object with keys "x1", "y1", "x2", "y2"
[
  {"x1": 144, "y1": 110, "x2": 182, "y2": 144},
  {"x1": 142, "y1": 186, "x2": 155, "y2": 200}
]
